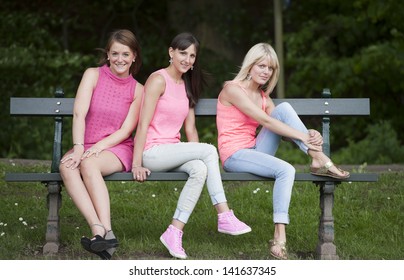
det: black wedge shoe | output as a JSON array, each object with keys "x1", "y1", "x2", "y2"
[
  {"x1": 81, "y1": 237, "x2": 112, "y2": 260},
  {"x1": 89, "y1": 234, "x2": 119, "y2": 252},
  {"x1": 84, "y1": 224, "x2": 119, "y2": 252}
]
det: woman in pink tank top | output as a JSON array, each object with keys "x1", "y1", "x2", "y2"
[
  {"x1": 217, "y1": 43, "x2": 349, "y2": 260},
  {"x1": 59, "y1": 30, "x2": 144, "y2": 259},
  {"x1": 132, "y1": 33, "x2": 251, "y2": 259}
]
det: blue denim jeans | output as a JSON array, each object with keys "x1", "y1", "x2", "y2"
[
  {"x1": 143, "y1": 142, "x2": 227, "y2": 224},
  {"x1": 223, "y1": 102, "x2": 309, "y2": 224}
]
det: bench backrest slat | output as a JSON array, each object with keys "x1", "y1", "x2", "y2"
[
  {"x1": 10, "y1": 97, "x2": 370, "y2": 117},
  {"x1": 195, "y1": 98, "x2": 370, "y2": 116},
  {"x1": 10, "y1": 98, "x2": 75, "y2": 116}
]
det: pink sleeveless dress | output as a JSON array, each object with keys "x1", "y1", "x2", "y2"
[
  {"x1": 84, "y1": 64, "x2": 137, "y2": 171},
  {"x1": 143, "y1": 68, "x2": 189, "y2": 151}
]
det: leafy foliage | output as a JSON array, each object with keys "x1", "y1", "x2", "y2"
[
  {"x1": 0, "y1": 7, "x2": 94, "y2": 158},
  {"x1": 335, "y1": 121, "x2": 404, "y2": 164},
  {"x1": 0, "y1": 0, "x2": 403, "y2": 163},
  {"x1": 284, "y1": 0, "x2": 404, "y2": 149}
]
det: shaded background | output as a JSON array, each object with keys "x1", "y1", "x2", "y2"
[{"x1": 1, "y1": 0, "x2": 403, "y2": 163}]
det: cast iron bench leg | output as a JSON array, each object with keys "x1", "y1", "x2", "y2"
[
  {"x1": 316, "y1": 182, "x2": 339, "y2": 259},
  {"x1": 43, "y1": 181, "x2": 62, "y2": 254}
]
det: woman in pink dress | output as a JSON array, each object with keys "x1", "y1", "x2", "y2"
[{"x1": 59, "y1": 29, "x2": 143, "y2": 259}]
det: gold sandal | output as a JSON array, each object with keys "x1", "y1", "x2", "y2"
[
  {"x1": 310, "y1": 161, "x2": 350, "y2": 179},
  {"x1": 269, "y1": 239, "x2": 288, "y2": 260}
]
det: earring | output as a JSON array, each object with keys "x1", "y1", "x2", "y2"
[
  {"x1": 133, "y1": 59, "x2": 136, "y2": 62},
  {"x1": 190, "y1": 66, "x2": 194, "y2": 71},
  {"x1": 169, "y1": 57, "x2": 173, "y2": 64},
  {"x1": 246, "y1": 74, "x2": 252, "y2": 81},
  {"x1": 107, "y1": 57, "x2": 110, "y2": 60}
]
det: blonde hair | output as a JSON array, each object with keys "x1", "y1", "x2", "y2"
[{"x1": 233, "y1": 43, "x2": 279, "y2": 95}]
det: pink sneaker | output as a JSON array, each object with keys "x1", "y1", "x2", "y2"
[
  {"x1": 160, "y1": 225, "x2": 187, "y2": 259},
  {"x1": 218, "y1": 210, "x2": 251, "y2": 235}
]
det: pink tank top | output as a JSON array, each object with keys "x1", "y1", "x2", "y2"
[
  {"x1": 84, "y1": 64, "x2": 137, "y2": 171},
  {"x1": 216, "y1": 82, "x2": 267, "y2": 165},
  {"x1": 144, "y1": 69, "x2": 190, "y2": 150}
]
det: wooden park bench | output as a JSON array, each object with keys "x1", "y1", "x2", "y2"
[{"x1": 5, "y1": 88, "x2": 378, "y2": 260}]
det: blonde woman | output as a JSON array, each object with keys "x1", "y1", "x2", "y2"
[{"x1": 216, "y1": 43, "x2": 349, "y2": 259}]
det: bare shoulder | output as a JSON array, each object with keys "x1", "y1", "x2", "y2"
[
  {"x1": 148, "y1": 72, "x2": 165, "y2": 84},
  {"x1": 224, "y1": 82, "x2": 242, "y2": 92},
  {"x1": 83, "y1": 67, "x2": 99, "y2": 77},
  {"x1": 220, "y1": 82, "x2": 246, "y2": 101},
  {"x1": 80, "y1": 67, "x2": 99, "y2": 84},
  {"x1": 145, "y1": 72, "x2": 166, "y2": 93}
]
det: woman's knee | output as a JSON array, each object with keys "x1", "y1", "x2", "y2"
[
  {"x1": 59, "y1": 163, "x2": 67, "y2": 181},
  {"x1": 278, "y1": 162, "x2": 296, "y2": 178},
  {"x1": 202, "y1": 143, "x2": 219, "y2": 161},
  {"x1": 59, "y1": 161, "x2": 74, "y2": 180},
  {"x1": 79, "y1": 159, "x2": 98, "y2": 179},
  {"x1": 59, "y1": 162, "x2": 83, "y2": 192},
  {"x1": 188, "y1": 160, "x2": 208, "y2": 180},
  {"x1": 278, "y1": 102, "x2": 293, "y2": 111},
  {"x1": 272, "y1": 102, "x2": 294, "y2": 116}
]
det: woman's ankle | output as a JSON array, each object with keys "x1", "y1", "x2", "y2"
[
  {"x1": 309, "y1": 151, "x2": 331, "y2": 168},
  {"x1": 215, "y1": 202, "x2": 230, "y2": 214},
  {"x1": 90, "y1": 223, "x2": 107, "y2": 237}
]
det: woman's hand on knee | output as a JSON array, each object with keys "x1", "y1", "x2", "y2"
[{"x1": 61, "y1": 153, "x2": 82, "y2": 170}]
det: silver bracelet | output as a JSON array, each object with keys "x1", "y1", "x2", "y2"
[{"x1": 73, "y1": 143, "x2": 84, "y2": 146}]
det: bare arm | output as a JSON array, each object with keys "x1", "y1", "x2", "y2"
[
  {"x1": 265, "y1": 94, "x2": 323, "y2": 146},
  {"x1": 265, "y1": 95, "x2": 276, "y2": 116},
  {"x1": 61, "y1": 68, "x2": 97, "y2": 168},
  {"x1": 72, "y1": 68, "x2": 97, "y2": 146},
  {"x1": 132, "y1": 73, "x2": 165, "y2": 180},
  {"x1": 184, "y1": 108, "x2": 199, "y2": 142},
  {"x1": 219, "y1": 83, "x2": 310, "y2": 144}
]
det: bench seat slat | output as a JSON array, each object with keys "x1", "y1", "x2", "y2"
[{"x1": 5, "y1": 172, "x2": 378, "y2": 183}]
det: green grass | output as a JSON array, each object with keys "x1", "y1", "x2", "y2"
[{"x1": 0, "y1": 161, "x2": 403, "y2": 260}]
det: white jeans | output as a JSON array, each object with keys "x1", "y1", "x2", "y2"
[{"x1": 143, "y1": 142, "x2": 227, "y2": 223}]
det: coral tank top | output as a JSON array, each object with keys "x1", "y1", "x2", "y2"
[{"x1": 216, "y1": 82, "x2": 267, "y2": 165}]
